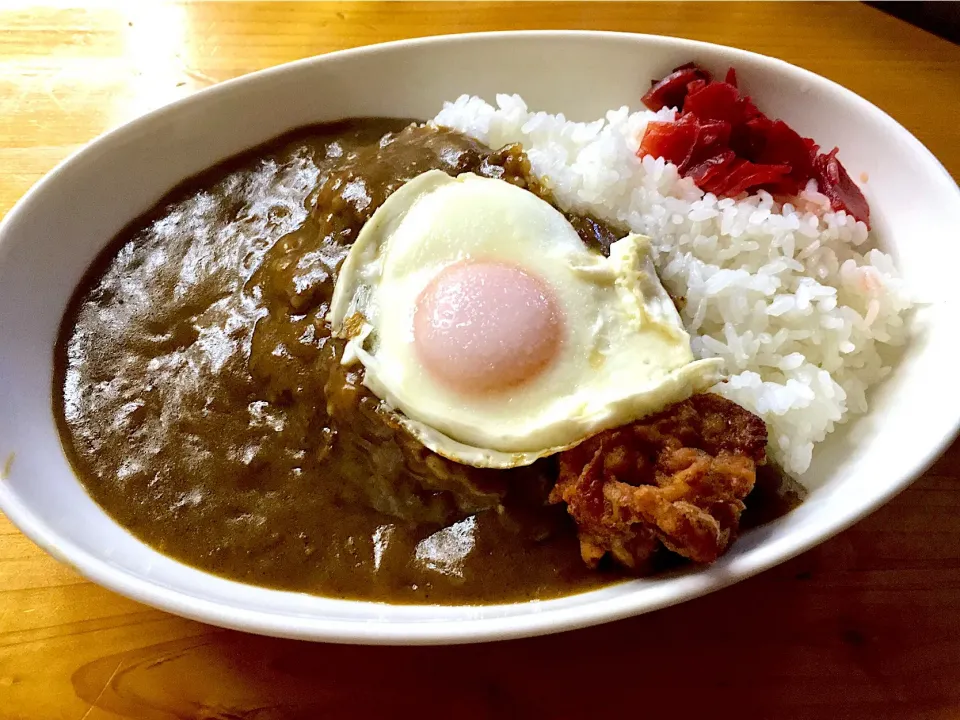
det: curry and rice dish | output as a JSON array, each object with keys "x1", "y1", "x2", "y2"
[{"x1": 54, "y1": 65, "x2": 910, "y2": 604}]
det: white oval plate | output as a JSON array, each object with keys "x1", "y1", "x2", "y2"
[{"x1": 1, "y1": 31, "x2": 958, "y2": 645}]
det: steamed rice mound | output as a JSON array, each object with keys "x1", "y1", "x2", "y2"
[{"x1": 433, "y1": 95, "x2": 913, "y2": 476}]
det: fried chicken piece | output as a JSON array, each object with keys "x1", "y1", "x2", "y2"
[{"x1": 549, "y1": 394, "x2": 767, "y2": 571}]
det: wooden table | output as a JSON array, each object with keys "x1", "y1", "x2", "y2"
[{"x1": 2, "y1": 2, "x2": 959, "y2": 717}]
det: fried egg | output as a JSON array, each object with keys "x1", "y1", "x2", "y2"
[{"x1": 329, "y1": 170, "x2": 722, "y2": 468}]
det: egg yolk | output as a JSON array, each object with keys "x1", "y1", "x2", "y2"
[{"x1": 413, "y1": 260, "x2": 563, "y2": 394}]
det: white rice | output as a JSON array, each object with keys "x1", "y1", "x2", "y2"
[{"x1": 433, "y1": 94, "x2": 913, "y2": 477}]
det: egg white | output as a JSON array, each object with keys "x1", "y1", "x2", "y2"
[{"x1": 329, "y1": 170, "x2": 722, "y2": 468}]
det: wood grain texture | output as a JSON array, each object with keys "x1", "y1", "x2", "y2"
[{"x1": 1, "y1": 2, "x2": 959, "y2": 718}]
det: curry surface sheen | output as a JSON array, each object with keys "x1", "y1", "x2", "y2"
[{"x1": 54, "y1": 119, "x2": 625, "y2": 604}]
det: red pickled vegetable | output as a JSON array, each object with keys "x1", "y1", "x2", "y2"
[
  {"x1": 683, "y1": 81, "x2": 742, "y2": 123},
  {"x1": 638, "y1": 119, "x2": 699, "y2": 169},
  {"x1": 641, "y1": 67, "x2": 701, "y2": 111},
  {"x1": 718, "y1": 160, "x2": 793, "y2": 197},
  {"x1": 671, "y1": 62, "x2": 713, "y2": 86},
  {"x1": 688, "y1": 118, "x2": 732, "y2": 169},
  {"x1": 814, "y1": 148, "x2": 871, "y2": 227},
  {"x1": 740, "y1": 96, "x2": 763, "y2": 122},
  {"x1": 639, "y1": 114, "x2": 734, "y2": 174},
  {"x1": 741, "y1": 119, "x2": 815, "y2": 195},
  {"x1": 687, "y1": 150, "x2": 737, "y2": 193},
  {"x1": 686, "y1": 78, "x2": 708, "y2": 97},
  {"x1": 731, "y1": 115, "x2": 765, "y2": 158},
  {"x1": 641, "y1": 63, "x2": 710, "y2": 111},
  {"x1": 753, "y1": 121, "x2": 811, "y2": 168},
  {"x1": 636, "y1": 61, "x2": 870, "y2": 222}
]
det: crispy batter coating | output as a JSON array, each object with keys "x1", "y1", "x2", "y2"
[{"x1": 549, "y1": 394, "x2": 767, "y2": 571}]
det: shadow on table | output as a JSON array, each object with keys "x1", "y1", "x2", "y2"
[{"x1": 868, "y1": 1, "x2": 960, "y2": 45}]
